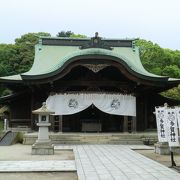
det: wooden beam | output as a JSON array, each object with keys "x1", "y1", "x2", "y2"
[{"x1": 54, "y1": 80, "x2": 134, "y2": 88}]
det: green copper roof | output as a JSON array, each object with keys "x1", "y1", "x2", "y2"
[
  {"x1": 0, "y1": 36, "x2": 179, "y2": 84},
  {"x1": 23, "y1": 45, "x2": 79, "y2": 76},
  {"x1": 21, "y1": 45, "x2": 165, "y2": 80}
]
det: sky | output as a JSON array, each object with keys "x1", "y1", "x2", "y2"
[{"x1": 0, "y1": 0, "x2": 180, "y2": 50}]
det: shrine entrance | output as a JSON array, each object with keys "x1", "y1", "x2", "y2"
[
  {"x1": 54, "y1": 105, "x2": 123, "y2": 132},
  {"x1": 47, "y1": 65, "x2": 137, "y2": 133}
]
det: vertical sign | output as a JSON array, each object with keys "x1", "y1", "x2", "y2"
[
  {"x1": 176, "y1": 107, "x2": 180, "y2": 129},
  {"x1": 166, "y1": 108, "x2": 179, "y2": 147},
  {"x1": 155, "y1": 107, "x2": 168, "y2": 142}
]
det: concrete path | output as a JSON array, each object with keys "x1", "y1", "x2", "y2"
[
  {"x1": 56, "y1": 145, "x2": 180, "y2": 180},
  {"x1": 0, "y1": 160, "x2": 76, "y2": 172}
]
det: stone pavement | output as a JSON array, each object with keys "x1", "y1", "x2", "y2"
[
  {"x1": 55, "y1": 145, "x2": 180, "y2": 180},
  {"x1": 0, "y1": 160, "x2": 76, "y2": 172},
  {"x1": 0, "y1": 144, "x2": 180, "y2": 179}
]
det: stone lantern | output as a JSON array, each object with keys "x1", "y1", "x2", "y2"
[{"x1": 31, "y1": 102, "x2": 55, "y2": 155}]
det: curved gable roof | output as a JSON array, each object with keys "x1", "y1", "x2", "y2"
[{"x1": 21, "y1": 46, "x2": 167, "y2": 81}]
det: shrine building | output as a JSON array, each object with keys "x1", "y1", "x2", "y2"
[{"x1": 0, "y1": 34, "x2": 180, "y2": 133}]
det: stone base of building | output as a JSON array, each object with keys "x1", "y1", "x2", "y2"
[
  {"x1": 32, "y1": 142, "x2": 54, "y2": 155},
  {"x1": 24, "y1": 132, "x2": 158, "y2": 145},
  {"x1": 154, "y1": 142, "x2": 180, "y2": 155}
]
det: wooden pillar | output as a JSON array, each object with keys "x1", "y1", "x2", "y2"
[
  {"x1": 9, "y1": 105, "x2": 12, "y2": 128},
  {"x1": 136, "y1": 96, "x2": 144, "y2": 131},
  {"x1": 123, "y1": 116, "x2": 128, "y2": 132},
  {"x1": 59, "y1": 115, "x2": 63, "y2": 132},
  {"x1": 131, "y1": 116, "x2": 137, "y2": 133},
  {"x1": 144, "y1": 97, "x2": 148, "y2": 130},
  {"x1": 30, "y1": 92, "x2": 34, "y2": 130}
]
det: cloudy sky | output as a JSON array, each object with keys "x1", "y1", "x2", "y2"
[{"x1": 0, "y1": 0, "x2": 180, "y2": 50}]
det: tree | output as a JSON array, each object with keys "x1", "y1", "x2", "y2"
[
  {"x1": 56, "y1": 31, "x2": 74, "y2": 37},
  {"x1": 56, "y1": 30, "x2": 86, "y2": 38},
  {"x1": 161, "y1": 85, "x2": 180, "y2": 100},
  {"x1": 136, "y1": 39, "x2": 180, "y2": 100},
  {"x1": 0, "y1": 44, "x2": 19, "y2": 76},
  {"x1": 136, "y1": 39, "x2": 165, "y2": 75},
  {"x1": 15, "y1": 32, "x2": 51, "y2": 45},
  {"x1": 162, "y1": 65, "x2": 180, "y2": 78},
  {"x1": 14, "y1": 32, "x2": 51, "y2": 73},
  {"x1": 136, "y1": 39, "x2": 180, "y2": 77},
  {"x1": 0, "y1": 32, "x2": 51, "y2": 96},
  {"x1": 70, "y1": 33, "x2": 87, "y2": 38}
]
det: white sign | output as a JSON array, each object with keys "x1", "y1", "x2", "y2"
[
  {"x1": 176, "y1": 107, "x2": 180, "y2": 129},
  {"x1": 166, "y1": 108, "x2": 179, "y2": 147},
  {"x1": 155, "y1": 107, "x2": 168, "y2": 142}
]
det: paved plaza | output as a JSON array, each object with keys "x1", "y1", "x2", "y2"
[
  {"x1": 0, "y1": 144, "x2": 180, "y2": 180},
  {"x1": 55, "y1": 145, "x2": 180, "y2": 180}
]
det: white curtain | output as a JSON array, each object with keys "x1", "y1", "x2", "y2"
[
  {"x1": 93, "y1": 94, "x2": 136, "y2": 116},
  {"x1": 46, "y1": 93, "x2": 136, "y2": 116}
]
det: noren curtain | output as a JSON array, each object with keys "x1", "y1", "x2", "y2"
[{"x1": 46, "y1": 93, "x2": 136, "y2": 116}]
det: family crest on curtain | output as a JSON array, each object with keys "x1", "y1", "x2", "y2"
[{"x1": 46, "y1": 93, "x2": 136, "y2": 116}]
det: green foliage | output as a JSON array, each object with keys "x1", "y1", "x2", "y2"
[
  {"x1": 14, "y1": 132, "x2": 24, "y2": 144},
  {"x1": 136, "y1": 39, "x2": 180, "y2": 78},
  {"x1": 14, "y1": 32, "x2": 51, "y2": 73},
  {"x1": 0, "y1": 120, "x2": 3, "y2": 132},
  {"x1": 57, "y1": 30, "x2": 74, "y2": 37},
  {"x1": 0, "y1": 32, "x2": 50, "y2": 76},
  {"x1": 161, "y1": 85, "x2": 180, "y2": 100},
  {"x1": 162, "y1": 65, "x2": 180, "y2": 78},
  {"x1": 0, "y1": 31, "x2": 86, "y2": 76},
  {"x1": 57, "y1": 30, "x2": 87, "y2": 38},
  {"x1": 15, "y1": 32, "x2": 50, "y2": 45},
  {"x1": 0, "y1": 85, "x2": 12, "y2": 97},
  {"x1": 1, "y1": 89, "x2": 12, "y2": 96},
  {"x1": 70, "y1": 34, "x2": 87, "y2": 38},
  {"x1": 136, "y1": 39, "x2": 180, "y2": 100},
  {"x1": 0, "y1": 44, "x2": 19, "y2": 76}
]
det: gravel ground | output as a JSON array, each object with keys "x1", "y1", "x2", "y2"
[
  {"x1": 0, "y1": 172, "x2": 78, "y2": 180},
  {"x1": 135, "y1": 149, "x2": 180, "y2": 172},
  {"x1": 0, "y1": 144, "x2": 74, "y2": 161},
  {"x1": 0, "y1": 144, "x2": 77, "y2": 180}
]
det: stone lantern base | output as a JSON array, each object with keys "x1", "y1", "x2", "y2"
[{"x1": 32, "y1": 141, "x2": 54, "y2": 155}]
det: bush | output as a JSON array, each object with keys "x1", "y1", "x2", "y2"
[
  {"x1": 0, "y1": 120, "x2": 3, "y2": 132},
  {"x1": 14, "y1": 132, "x2": 24, "y2": 144}
]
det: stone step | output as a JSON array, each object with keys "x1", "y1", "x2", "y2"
[
  {"x1": 109, "y1": 140, "x2": 143, "y2": 145},
  {"x1": 23, "y1": 133, "x2": 158, "y2": 145}
]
